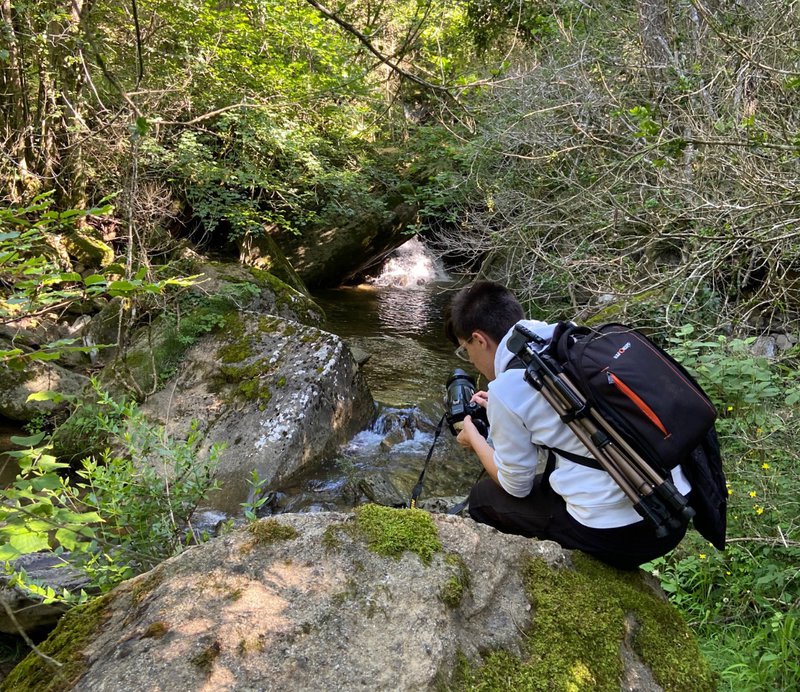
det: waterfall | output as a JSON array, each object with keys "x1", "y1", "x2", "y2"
[{"x1": 368, "y1": 237, "x2": 449, "y2": 287}]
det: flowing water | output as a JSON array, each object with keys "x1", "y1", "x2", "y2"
[{"x1": 267, "y1": 238, "x2": 482, "y2": 514}]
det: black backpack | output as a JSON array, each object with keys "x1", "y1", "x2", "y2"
[{"x1": 546, "y1": 322, "x2": 727, "y2": 549}]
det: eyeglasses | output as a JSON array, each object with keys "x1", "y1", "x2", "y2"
[{"x1": 455, "y1": 335, "x2": 474, "y2": 362}]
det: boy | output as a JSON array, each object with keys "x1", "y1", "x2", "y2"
[{"x1": 445, "y1": 281, "x2": 690, "y2": 568}]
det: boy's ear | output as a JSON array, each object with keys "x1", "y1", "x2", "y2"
[{"x1": 473, "y1": 330, "x2": 494, "y2": 349}]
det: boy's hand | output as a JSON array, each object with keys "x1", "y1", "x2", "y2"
[
  {"x1": 456, "y1": 415, "x2": 480, "y2": 450},
  {"x1": 470, "y1": 390, "x2": 488, "y2": 408}
]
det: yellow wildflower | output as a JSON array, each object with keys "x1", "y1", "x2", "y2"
[
  {"x1": 749, "y1": 490, "x2": 757, "y2": 498},
  {"x1": 761, "y1": 463, "x2": 770, "y2": 470},
  {"x1": 699, "y1": 554, "x2": 707, "y2": 559}
]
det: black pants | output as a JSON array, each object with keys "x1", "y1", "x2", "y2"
[{"x1": 468, "y1": 476, "x2": 688, "y2": 570}]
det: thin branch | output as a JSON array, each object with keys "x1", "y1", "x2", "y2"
[{"x1": 302, "y1": 0, "x2": 452, "y2": 93}]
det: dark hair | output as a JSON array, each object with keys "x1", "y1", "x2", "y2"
[{"x1": 444, "y1": 281, "x2": 524, "y2": 345}]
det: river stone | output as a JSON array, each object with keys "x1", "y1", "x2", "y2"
[
  {"x1": 2, "y1": 512, "x2": 714, "y2": 691},
  {"x1": 0, "y1": 344, "x2": 89, "y2": 422},
  {"x1": 139, "y1": 314, "x2": 374, "y2": 515}
]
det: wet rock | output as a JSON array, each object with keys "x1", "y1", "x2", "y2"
[{"x1": 357, "y1": 474, "x2": 407, "y2": 507}]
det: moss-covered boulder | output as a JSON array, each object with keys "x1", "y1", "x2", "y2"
[
  {"x1": 50, "y1": 261, "x2": 325, "y2": 464},
  {"x1": 96, "y1": 261, "x2": 322, "y2": 398},
  {"x1": 63, "y1": 229, "x2": 115, "y2": 269},
  {"x1": 236, "y1": 230, "x2": 309, "y2": 296},
  {"x1": 1, "y1": 511, "x2": 715, "y2": 691},
  {"x1": 137, "y1": 311, "x2": 374, "y2": 515}
]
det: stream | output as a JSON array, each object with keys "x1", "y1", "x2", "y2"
[{"x1": 267, "y1": 238, "x2": 482, "y2": 514}]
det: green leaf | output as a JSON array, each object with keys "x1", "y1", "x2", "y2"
[
  {"x1": 55, "y1": 528, "x2": 85, "y2": 551},
  {"x1": 0, "y1": 544, "x2": 22, "y2": 561},
  {"x1": 10, "y1": 432, "x2": 46, "y2": 447},
  {"x1": 0, "y1": 348, "x2": 24, "y2": 359},
  {"x1": 28, "y1": 351, "x2": 61, "y2": 362},
  {"x1": 9, "y1": 532, "x2": 51, "y2": 554},
  {"x1": 83, "y1": 274, "x2": 107, "y2": 286},
  {"x1": 27, "y1": 390, "x2": 66, "y2": 404},
  {"x1": 58, "y1": 271, "x2": 83, "y2": 282},
  {"x1": 135, "y1": 116, "x2": 150, "y2": 136},
  {"x1": 108, "y1": 280, "x2": 136, "y2": 294}
]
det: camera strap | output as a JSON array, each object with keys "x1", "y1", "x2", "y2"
[{"x1": 409, "y1": 414, "x2": 447, "y2": 509}]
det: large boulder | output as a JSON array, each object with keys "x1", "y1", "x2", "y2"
[
  {"x1": 139, "y1": 313, "x2": 375, "y2": 515},
  {"x1": 275, "y1": 189, "x2": 417, "y2": 288},
  {"x1": 0, "y1": 346, "x2": 89, "y2": 422},
  {"x1": 1, "y1": 509, "x2": 716, "y2": 691}
]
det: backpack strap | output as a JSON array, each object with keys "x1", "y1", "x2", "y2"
[{"x1": 545, "y1": 446, "x2": 604, "y2": 471}]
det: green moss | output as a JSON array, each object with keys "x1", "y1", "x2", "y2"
[
  {"x1": 258, "y1": 315, "x2": 283, "y2": 333},
  {"x1": 448, "y1": 554, "x2": 715, "y2": 691},
  {"x1": 130, "y1": 569, "x2": 165, "y2": 607},
  {"x1": 190, "y1": 640, "x2": 220, "y2": 675},
  {"x1": 217, "y1": 337, "x2": 255, "y2": 364},
  {"x1": 141, "y1": 621, "x2": 169, "y2": 639},
  {"x1": 0, "y1": 595, "x2": 111, "y2": 692},
  {"x1": 321, "y1": 524, "x2": 346, "y2": 553},
  {"x1": 354, "y1": 504, "x2": 441, "y2": 565},
  {"x1": 440, "y1": 553, "x2": 470, "y2": 608},
  {"x1": 248, "y1": 268, "x2": 324, "y2": 325},
  {"x1": 240, "y1": 519, "x2": 298, "y2": 552},
  {"x1": 64, "y1": 230, "x2": 114, "y2": 268},
  {"x1": 213, "y1": 358, "x2": 276, "y2": 410}
]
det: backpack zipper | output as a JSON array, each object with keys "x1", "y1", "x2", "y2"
[{"x1": 605, "y1": 369, "x2": 670, "y2": 438}]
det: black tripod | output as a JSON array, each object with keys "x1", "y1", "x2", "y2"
[{"x1": 507, "y1": 324, "x2": 695, "y2": 538}]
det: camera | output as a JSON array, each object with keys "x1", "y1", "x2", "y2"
[{"x1": 445, "y1": 369, "x2": 489, "y2": 438}]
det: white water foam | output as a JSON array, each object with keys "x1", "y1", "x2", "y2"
[{"x1": 369, "y1": 237, "x2": 448, "y2": 288}]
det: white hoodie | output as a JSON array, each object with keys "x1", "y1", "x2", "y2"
[{"x1": 487, "y1": 320, "x2": 691, "y2": 529}]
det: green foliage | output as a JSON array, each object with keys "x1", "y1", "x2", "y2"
[
  {"x1": 643, "y1": 328, "x2": 800, "y2": 690},
  {"x1": 241, "y1": 469, "x2": 271, "y2": 522},
  {"x1": 465, "y1": 0, "x2": 560, "y2": 53},
  {"x1": 0, "y1": 194, "x2": 198, "y2": 368},
  {"x1": 0, "y1": 386, "x2": 221, "y2": 597},
  {"x1": 0, "y1": 193, "x2": 111, "y2": 318}
]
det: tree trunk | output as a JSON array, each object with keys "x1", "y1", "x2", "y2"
[
  {"x1": 49, "y1": 0, "x2": 92, "y2": 209},
  {"x1": 0, "y1": 0, "x2": 34, "y2": 200}
]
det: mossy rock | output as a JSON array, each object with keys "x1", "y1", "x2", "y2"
[
  {"x1": 237, "y1": 231, "x2": 309, "y2": 296},
  {"x1": 64, "y1": 229, "x2": 115, "y2": 269},
  {"x1": 0, "y1": 594, "x2": 111, "y2": 692},
  {"x1": 450, "y1": 553, "x2": 716, "y2": 691},
  {"x1": 354, "y1": 504, "x2": 442, "y2": 565}
]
